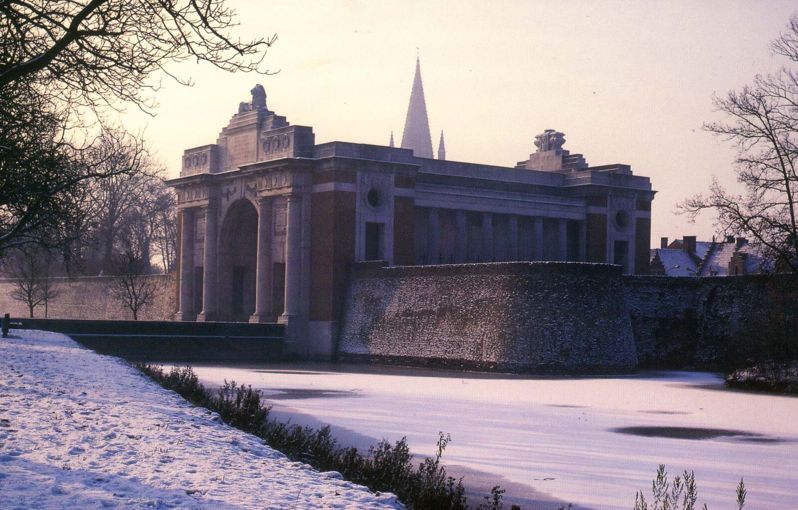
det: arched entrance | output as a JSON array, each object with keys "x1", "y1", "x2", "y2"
[{"x1": 218, "y1": 199, "x2": 258, "y2": 321}]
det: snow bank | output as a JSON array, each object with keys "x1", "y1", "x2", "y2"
[{"x1": 0, "y1": 330, "x2": 403, "y2": 509}]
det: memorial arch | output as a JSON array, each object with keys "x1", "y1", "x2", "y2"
[
  {"x1": 169, "y1": 76, "x2": 654, "y2": 358},
  {"x1": 218, "y1": 199, "x2": 258, "y2": 321}
]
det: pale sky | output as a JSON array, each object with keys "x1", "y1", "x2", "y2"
[{"x1": 122, "y1": 0, "x2": 798, "y2": 245}]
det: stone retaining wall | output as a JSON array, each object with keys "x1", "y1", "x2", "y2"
[
  {"x1": 624, "y1": 274, "x2": 798, "y2": 368},
  {"x1": 338, "y1": 262, "x2": 638, "y2": 373},
  {"x1": 3, "y1": 266, "x2": 795, "y2": 372},
  {"x1": 340, "y1": 263, "x2": 797, "y2": 372}
]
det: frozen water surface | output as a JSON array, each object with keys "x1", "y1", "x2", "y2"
[{"x1": 188, "y1": 363, "x2": 798, "y2": 509}]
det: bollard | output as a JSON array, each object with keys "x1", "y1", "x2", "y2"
[{"x1": 2, "y1": 313, "x2": 9, "y2": 338}]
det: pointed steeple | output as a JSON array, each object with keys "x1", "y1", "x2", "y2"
[
  {"x1": 389, "y1": 131, "x2": 395, "y2": 148},
  {"x1": 401, "y1": 57, "x2": 434, "y2": 158},
  {"x1": 437, "y1": 130, "x2": 446, "y2": 160}
]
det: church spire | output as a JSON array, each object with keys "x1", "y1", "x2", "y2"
[
  {"x1": 389, "y1": 131, "x2": 395, "y2": 148},
  {"x1": 401, "y1": 57, "x2": 434, "y2": 158},
  {"x1": 437, "y1": 130, "x2": 446, "y2": 160}
]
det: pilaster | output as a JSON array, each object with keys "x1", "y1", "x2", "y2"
[
  {"x1": 196, "y1": 204, "x2": 219, "y2": 322},
  {"x1": 455, "y1": 210, "x2": 467, "y2": 263},
  {"x1": 250, "y1": 197, "x2": 273, "y2": 323},
  {"x1": 558, "y1": 219, "x2": 568, "y2": 261},
  {"x1": 175, "y1": 208, "x2": 196, "y2": 321},
  {"x1": 279, "y1": 194, "x2": 302, "y2": 324},
  {"x1": 428, "y1": 208, "x2": 440, "y2": 264},
  {"x1": 508, "y1": 215, "x2": 519, "y2": 261},
  {"x1": 482, "y1": 213, "x2": 494, "y2": 262},
  {"x1": 533, "y1": 217, "x2": 544, "y2": 260}
]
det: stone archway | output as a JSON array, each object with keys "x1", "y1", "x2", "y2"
[{"x1": 218, "y1": 199, "x2": 258, "y2": 321}]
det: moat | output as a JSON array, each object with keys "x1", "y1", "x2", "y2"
[{"x1": 179, "y1": 364, "x2": 798, "y2": 509}]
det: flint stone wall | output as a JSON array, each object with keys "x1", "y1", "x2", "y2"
[
  {"x1": 0, "y1": 274, "x2": 176, "y2": 321},
  {"x1": 338, "y1": 262, "x2": 638, "y2": 373}
]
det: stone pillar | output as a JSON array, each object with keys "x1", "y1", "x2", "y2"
[
  {"x1": 533, "y1": 217, "x2": 543, "y2": 260},
  {"x1": 175, "y1": 208, "x2": 195, "y2": 321},
  {"x1": 482, "y1": 213, "x2": 494, "y2": 262},
  {"x1": 455, "y1": 210, "x2": 467, "y2": 263},
  {"x1": 558, "y1": 219, "x2": 568, "y2": 261},
  {"x1": 508, "y1": 215, "x2": 519, "y2": 261},
  {"x1": 196, "y1": 205, "x2": 218, "y2": 322},
  {"x1": 627, "y1": 216, "x2": 637, "y2": 274},
  {"x1": 250, "y1": 197, "x2": 273, "y2": 323},
  {"x1": 280, "y1": 194, "x2": 302, "y2": 323},
  {"x1": 428, "y1": 208, "x2": 440, "y2": 264},
  {"x1": 579, "y1": 220, "x2": 587, "y2": 261}
]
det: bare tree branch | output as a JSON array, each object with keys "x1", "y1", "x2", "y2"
[
  {"x1": 681, "y1": 17, "x2": 798, "y2": 273},
  {"x1": 0, "y1": 0, "x2": 276, "y2": 113},
  {"x1": 109, "y1": 249, "x2": 158, "y2": 320}
]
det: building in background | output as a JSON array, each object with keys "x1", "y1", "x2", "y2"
[
  {"x1": 167, "y1": 62, "x2": 655, "y2": 357},
  {"x1": 650, "y1": 236, "x2": 770, "y2": 277}
]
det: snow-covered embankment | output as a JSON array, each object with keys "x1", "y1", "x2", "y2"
[{"x1": 0, "y1": 330, "x2": 403, "y2": 509}]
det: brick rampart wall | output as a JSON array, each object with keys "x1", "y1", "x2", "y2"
[
  {"x1": 624, "y1": 274, "x2": 798, "y2": 368},
  {"x1": 3, "y1": 267, "x2": 795, "y2": 372},
  {"x1": 0, "y1": 274, "x2": 176, "y2": 321},
  {"x1": 340, "y1": 263, "x2": 797, "y2": 372},
  {"x1": 338, "y1": 262, "x2": 638, "y2": 373}
]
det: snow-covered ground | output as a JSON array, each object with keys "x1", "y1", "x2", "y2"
[
  {"x1": 188, "y1": 364, "x2": 798, "y2": 510},
  {"x1": 0, "y1": 331, "x2": 403, "y2": 510}
]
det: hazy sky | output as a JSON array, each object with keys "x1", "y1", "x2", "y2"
[{"x1": 123, "y1": 1, "x2": 798, "y2": 244}]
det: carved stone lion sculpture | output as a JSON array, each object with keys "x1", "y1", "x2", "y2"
[{"x1": 251, "y1": 84, "x2": 267, "y2": 110}]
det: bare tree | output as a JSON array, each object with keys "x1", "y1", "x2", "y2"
[
  {"x1": 682, "y1": 15, "x2": 798, "y2": 272},
  {"x1": 4, "y1": 246, "x2": 60, "y2": 317},
  {"x1": 0, "y1": 0, "x2": 272, "y2": 257},
  {"x1": 0, "y1": 0, "x2": 275, "y2": 112},
  {"x1": 80, "y1": 130, "x2": 159, "y2": 274},
  {"x1": 116, "y1": 176, "x2": 177, "y2": 274},
  {"x1": 78, "y1": 139, "x2": 178, "y2": 275},
  {"x1": 151, "y1": 188, "x2": 178, "y2": 273},
  {"x1": 0, "y1": 92, "x2": 150, "y2": 259},
  {"x1": 109, "y1": 249, "x2": 158, "y2": 320},
  {"x1": 1, "y1": 84, "x2": 84, "y2": 255}
]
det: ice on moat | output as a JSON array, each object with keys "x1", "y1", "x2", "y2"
[
  {"x1": 0, "y1": 330, "x2": 402, "y2": 509},
  {"x1": 188, "y1": 364, "x2": 798, "y2": 510}
]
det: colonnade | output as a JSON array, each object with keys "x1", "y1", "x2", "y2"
[
  {"x1": 419, "y1": 208, "x2": 586, "y2": 264},
  {"x1": 175, "y1": 194, "x2": 303, "y2": 323}
]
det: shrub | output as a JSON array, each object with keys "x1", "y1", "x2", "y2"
[
  {"x1": 634, "y1": 465, "x2": 746, "y2": 510},
  {"x1": 135, "y1": 364, "x2": 471, "y2": 509}
]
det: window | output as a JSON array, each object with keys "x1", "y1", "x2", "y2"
[
  {"x1": 365, "y1": 222, "x2": 384, "y2": 261},
  {"x1": 614, "y1": 240, "x2": 628, "y2": 271}
]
